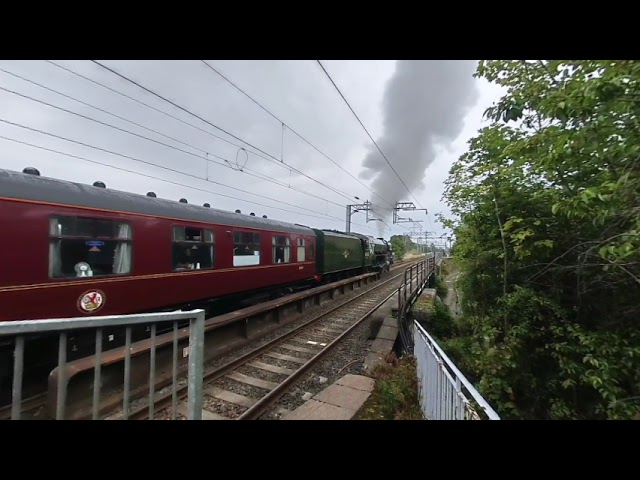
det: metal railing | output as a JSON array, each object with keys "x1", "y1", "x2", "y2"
[
  {"x1": 393, "y1": 255, "x2": 500, "y2": 420},
  {"x1": 396, "y1": 255, "x2": 436, "y2": 353},
  {"x1": 413, "y1": 321, "x2": 500, "y2": 420},
  {"x1": 0, "y1": 309, "x2": 205, "y2": 420}
]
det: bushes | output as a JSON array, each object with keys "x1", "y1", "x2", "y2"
[
  {"x1": 439, "y1": 61, "x2": 640, "y2": 420},
  {"x1": 355, "y1": 355, "x2": 423, "y2": 420},
  {"x1": 441, "y1": 287, "x2": 640, "y2": 420},
  {"x1": 433, "y1": 273, "x2": 449, "y2": 298}
]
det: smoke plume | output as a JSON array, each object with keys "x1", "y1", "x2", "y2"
[{"x1": 361, "y1": 61, "x2": 479, "y2": 237}]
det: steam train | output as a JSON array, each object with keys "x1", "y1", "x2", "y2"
[{"x1": 0, "y1": 167, "x2": 394, "y2": 389}]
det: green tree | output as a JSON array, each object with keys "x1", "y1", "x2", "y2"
[
  {"x1": 441, "y1": 60, "x2": 640, "y2": 420},
  {"x1": 390, "y1": 235, "x2": 406, "y2": 260}
]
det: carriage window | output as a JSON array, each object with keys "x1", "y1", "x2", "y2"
[
  {"x1": 172, "y1": 226, "x2": 214, "y2": 271},
  {"x1": 233, "y1": 231, "x2": 261, "y2": 267},
  {"x1": 49, "y1": 216, "x2": 132, "y2": 279},
  {"x1": 297, "y1": 238, "x2": 306, "y2": 262},
  {"x1": 272, "y1": 235, "x2": 291, "y2": 264},
  {"x1": 308, "y1": 241, "x2": 315, "y2": 261}
]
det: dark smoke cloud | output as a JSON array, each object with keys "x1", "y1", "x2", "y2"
[{"x1": 361, "y1": 61, "x2": 479, "y2": 236}]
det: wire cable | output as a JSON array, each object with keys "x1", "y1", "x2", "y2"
[
  {"x1": 315, "y1": 60, "x2": 425, "y2": 209},
  {"x1": 0, "y1": 78, "x2": 345, "y2": 210},
  {"x1": 90, "y1": 60, "x2": 358, "y2": 204},
  {"x1": 200, "y1": 60, "x2": 397, "y2": 210},
  {"x1": 0, "y1": 117, "x2": 375, "y2": 226},
  {"x1": 45, "y1": 60, "x2": 356, "y2": 205},
  {"x1": 0, "y1": 128, "x2": 380, "y2": 232}
]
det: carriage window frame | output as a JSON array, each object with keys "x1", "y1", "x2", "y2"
[
  {"x1": 272, "y1": 235, "x2": 291, "y2": 264},
  {"x1": 48, "y1": 215, "x2": 133, "y2": 279},
  {"x1": 307, "y1": 239, "x2": 315, "y2": 261},
  {"x1": 297, "y1": 237, "x2": 306, "y2": 262},
  {"x1": 233, "y1": 231, "x2": 261, "y2": 267},
  {"x1": 172, "y1": 226, "x2": 215, "y2": 271}
]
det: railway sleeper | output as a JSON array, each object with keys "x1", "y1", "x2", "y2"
[{"x1": 46, "y1": 270, "x2": 382, "y2": 419}]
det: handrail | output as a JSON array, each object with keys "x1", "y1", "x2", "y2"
[
  {"x1": 395, "y1": 255, "x2": 435, "y2": 352},
  {"x1": 414, "y1": 321, "x2": 500, "y2": 420}
]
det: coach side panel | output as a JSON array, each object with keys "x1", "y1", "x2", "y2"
[{"x1": 0, "y1": 200, "x2": 318, "y2": 321}]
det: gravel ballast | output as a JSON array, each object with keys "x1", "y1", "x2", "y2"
[
  {"x1": 259, "y1": 316, "x2": 378, "y2": 420},
  {"x1": 103, "y1": 263, "x2": 417, "y2": 420}
]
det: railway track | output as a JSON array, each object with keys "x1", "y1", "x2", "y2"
[
  {"x1": 124, "y1": 264, "x2": 418, "y2": 420},
  {"x1": 2, "y1": 258, "x2": 420, "y2": 420},
  {"x1": 0, "y1": 393, "x2": 47, "y2": 420}
]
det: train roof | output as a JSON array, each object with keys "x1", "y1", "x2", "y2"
[
  {"x1": 348, "y1": 232, "x2": 387, "y2": 245},
  {"x1": 0, "y1": 168, "x2": 315, "y2": 235},
  {"x1": 316, "y1": 229, "x2": 364, "y2": 240}
]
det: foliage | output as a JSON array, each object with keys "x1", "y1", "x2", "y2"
[
  {"x1": 440, "y1": 60, "x2": 640, "y2": 419},
  {"x1": 414, "y1": 294, "x2": 455, "y2": 340},
  {"x1": 434, "y1": 272, "x2": 449, "y2": 298},
  {"x1": 390, "y1": 235, "x2": 410, "y2": 260},
  {"x1": 439, "y1": 259, "x2": 451, "y2": 276},
  {"x1": 355, "y1": 354, "x2": 423, "y2": 420}
]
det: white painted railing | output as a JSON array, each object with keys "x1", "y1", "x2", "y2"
[{"x1": 413, "y1": 320, "x2": 500, "y2": 420}]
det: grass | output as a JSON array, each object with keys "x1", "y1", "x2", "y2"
[
  {"x1": 354, "y1": 354, "x2": 424, "y2": 420},
  {"x1": 413, "y1": 292, "x2": 436, "y2": 314}
]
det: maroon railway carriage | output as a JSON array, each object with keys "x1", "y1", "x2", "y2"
[
  {"x1": 0, "y1": 167, "x2": 319, "y2": 323},
  {"x1": 0, "y1": 167, "x2": 323, "y2": 398}
]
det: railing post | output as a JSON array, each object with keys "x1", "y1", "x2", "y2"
[
  {"x1": 413, "y1": 320, "x2": 501, "y2": 420},
  {"x1": 410, "y1": 265, "x2": 413, "y2": 295},
  {"x1": 404, "y1": 277, "x2": 407, "y2": 304},
  {"x1": 186, "y1": 310, "x2": 205, "y2": 420}
]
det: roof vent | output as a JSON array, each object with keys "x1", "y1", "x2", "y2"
[
  {"x1": 203, "y1": 203, "x2": 210, "y2": 208},
  {"x1": 93, "y1": 181, "x2": 106, "y2": 188},
  {"x1": 179, "y1": 198, "x2": 188, "y2": 203},
  {"x1": 262, "y1": 215, "x2": 267, "y2": 218},
  {"x1": 146, "y1": 192, "x2": 157, "y2": 198},
  {"x1": 250, "y1": 212, "x2": 255, "y2": 216},
  {"x1": 235, "y1": 209, "x2": 241, "y2": 214},
  {"x1": 23, "y1": 167, "x2": 40, "y2": 176}
]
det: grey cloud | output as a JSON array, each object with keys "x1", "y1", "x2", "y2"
[
  {"x1": 359, "y1": 60, "x2": 480, "y2": 236},
  {"x1": 0, "y1": 60, "x2": 490, "y2": 242}
]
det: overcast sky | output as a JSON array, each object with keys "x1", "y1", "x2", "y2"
[{"x1": 0, "y1": 60, "x2": 504, "y2": 245}]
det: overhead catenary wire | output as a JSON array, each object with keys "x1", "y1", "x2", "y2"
[
  {"x1": 198, "y1": 63, "x2": 409, "y2": 230},
  {"x1": 0, "y1": 117, "x2": 379, "y2": 231},
  {"x1": 39, "y1": 60, "x2": 407, "y2": 233},
  {"x1": 0, "y1": 78, "x2": 346, "y2": 210},
  {"x1": 1, "y1": 60, "x2": 406, "y2": 235},
  {"x1": 198, "y1": 61, "x2": 408, "y2": 231},
  {"x1": 0, "y1": 65, "x2": 214, "y2": 157},
  {"x1": 199, "y1": 60, "x2": 397, "y2": 211},
  {"x1": 44, "y1": 60, "x2": 357, "y2": 207},
  {"x1": 0, "y1": 129, "x2": 382, "y2": 232},
  {"x1": 0, "y1": 133, "x2": 333, "y2": 222},
  {"x1": 315, "y1": 60, "x2": 425, "y2": 210},
  {"x1": 89, "y1": 60, "x2": 359, "y2": 205},
  {"x1": 45, "y1": 61, "x2": 281, "y2": 163}
]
